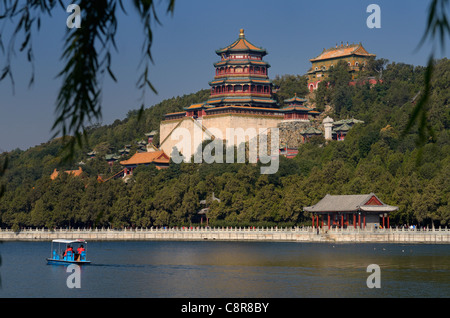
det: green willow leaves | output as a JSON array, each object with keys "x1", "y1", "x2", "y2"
[
  {"x1": 0, "y1": 0, "x2": 176, "y2": 161},
  {"x1": 406, "y1": 0, "x2": 449, "y2": 159}
]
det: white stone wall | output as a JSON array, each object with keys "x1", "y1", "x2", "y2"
[
  {"x1": 2, "y1": 228, "x2": 449, "y2": 243},
  {"x1": 159, "y1": 114, "x2": 283, "y2": 160}
]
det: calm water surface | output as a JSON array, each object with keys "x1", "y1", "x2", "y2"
[{"x1": 0, "y1": 241, "x2": 449, "y2": 298}]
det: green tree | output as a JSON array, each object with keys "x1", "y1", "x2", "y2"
[
  {"x1": 313, "y1": 81, "x2": 330, "y2": 112},
  {"x1": 272, "y1": 74, "x2": 308, "y2": 105}
]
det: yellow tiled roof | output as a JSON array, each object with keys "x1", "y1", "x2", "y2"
[
  {"x1": 216, "y1": 29, "x2": 266, "y2": 55},
  {"x1": 120, "y1": 151, "x2": 170, "y2": 166},
  {"x1": 310, "y1": 43, "x2": 375, "y2": 62}
]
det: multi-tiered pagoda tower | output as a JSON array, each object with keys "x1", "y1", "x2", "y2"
[
  {"x1": 207, "y1": 29, "x2": 277, "y2": 109},
  {"x1": 159, "y1": 29, "x2": 320, "y2": 158},
  {"x1": 166, "y1": 29, "x2": 280, "y2": 120}
]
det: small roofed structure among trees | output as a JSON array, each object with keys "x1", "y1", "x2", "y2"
[
  {"x1": 304, "y1": 193, "x2": 398, "y2": 230},
  {"x1": 281, "y1": 94, "x2": 320, "y2": 121},
  {"x1": 119, "y1": 151, "x2": 170, "y2": 177},
  {"x1": 323, "y1": 117, "x2": 364, "y2": 141},
  {"x1": 332, "y1": 118, "x2": 364, "y2": 141}
]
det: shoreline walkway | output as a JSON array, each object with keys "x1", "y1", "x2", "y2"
[{"x1": 1, "y1": 226, "x2": 449, "y2": 243}]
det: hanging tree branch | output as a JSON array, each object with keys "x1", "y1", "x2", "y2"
[
  {"x1": 404, "y1": 0, "x2": 449, "y2": 161},
  {"x1": 0, "y1": 0, "x2": 176, "y2": 161}
]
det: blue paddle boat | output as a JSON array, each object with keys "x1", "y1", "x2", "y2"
[{"x1": 46, "y1": 239, "x2": 91, "y2": 265}]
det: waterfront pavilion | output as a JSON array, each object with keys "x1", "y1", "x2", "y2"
[{"x1": 304, "y1": 193, "x2": 398, "y2": 230}]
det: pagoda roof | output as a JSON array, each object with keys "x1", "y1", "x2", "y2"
[
  {"x1": 304, "y1": 193, "x2": 398, "y2": 213},
  {"x1": 310, "y1": 43, "x2": 375, "y2": 62},
  {"x1": 205, "y1": 105, "x2": 283, "y2": 113},
  {"x1": 209, "y1": 77, "x2": 272, "y2": 85},
  {"x1": 216, "y1": 29, "x2": 267, "y2": 56},
  {"x1": 207, "y1": 96, "x2": 277, "y2": 105},
  {"x1": 284, "y1": 94, "x2": 307, "y2": 104},
  {"x1": 280, "y1": 105, "x2": 313, "y2": 112},
  {"x1": 214, "y1": 60, "x2": 270, "y2": 67},
  {"x1": 119, "y1": 151, "x2": 170, "y2": 166}
]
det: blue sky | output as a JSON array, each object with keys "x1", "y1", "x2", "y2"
[{"x1": 0, "y1": 0, "x2": 447, "y2": 152}]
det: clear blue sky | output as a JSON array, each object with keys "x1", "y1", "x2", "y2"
[{"x1": 0, "y1": 0, "x2": 447, "y2": 152}]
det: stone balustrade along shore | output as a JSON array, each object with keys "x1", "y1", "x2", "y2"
[{"x1": 0, "y1": 226, "x2": 449, "y2": 243}]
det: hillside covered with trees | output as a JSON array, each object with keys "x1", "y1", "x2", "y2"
[{"x1": 0, "y1": 58, "x2": 448, "y2": 231}]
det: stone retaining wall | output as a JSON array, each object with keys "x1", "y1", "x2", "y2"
[{"x1": 1, "y1": 227, "x2": 449, "y2": 244}]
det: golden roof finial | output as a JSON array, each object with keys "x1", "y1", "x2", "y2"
[{"x1": 239, "y1": 29, "x2": 245, "y2": 38}]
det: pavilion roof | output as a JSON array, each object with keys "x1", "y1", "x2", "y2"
[
  {"x1": 334, "y1": 118, "x2": 365, "y2": 126},
  {"x1": 304, "y1": 193, "x2": 398, "y2": 213},
  {"x1": 120, "y1": 151, "x2": 170, "y2": 166},
  {"x1": 280, "y1": 105, "x2": 312, "y2": 112},
  {"x1": 105, "y1": 154, "x2": 120, "y2": 161},
  {"x1": 300, "y1": 127, "x2": 322, "y2": 135},
  {"x1": 216, "y1": 29, "x2": 267, "y2": 56},
  {"x1": 334, "y1": 123, "x2": 352, "y2": 132},
  {"x1": 310, "y1": 43, "x2": 375, "y2": 62},
  {"x1": 284, "y1": 94, "x2": 307, "y2": 104}
]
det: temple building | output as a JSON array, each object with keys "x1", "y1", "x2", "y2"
[
  {"x1": 105, "y1": 154, "x2": 120, "y2": 167},
  {"x1": 145, "y1": 130, "x2": 158, "y2": 144},
  {"x1": 160, "y1": 29, "x2": 321, "y2": 159},
  {"x1": 119, "y1": 151, "x2": 170, "y2": 177},
  {"x1": 307, "y1": 42, "x2": 376, "y2": 92},
  {"x1": 208, "y1": 29, "x2": 278, "y2": 109},
  {"x1": 280, "y1": 94, "x2": 320, "y2": 122},
  {"x1": 304, "y1": 193, "x2": 398, "y2": 230},
  {"x1": 323, "y1": 116, "x2": 364, "y2": 141}
]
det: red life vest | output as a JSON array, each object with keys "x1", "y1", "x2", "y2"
[{"x1": 64, "y1": 247, "x2": 73, "y2": 256}]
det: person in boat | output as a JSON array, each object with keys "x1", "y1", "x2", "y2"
[
  {"x1": 64, "y1": 245, "x2": 74, "y2": 257},
  {"x1": 75, "y1": 245, "x2": 85, "y2": 261}
]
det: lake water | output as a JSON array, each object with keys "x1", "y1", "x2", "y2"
[{"x1": 0, "y1": 241, "x2": 449, "y2": 298}]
